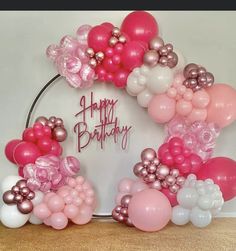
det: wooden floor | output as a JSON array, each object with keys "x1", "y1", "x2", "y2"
[{"x1": 0, "y1": 218, "x2": 235, "y2": 251}]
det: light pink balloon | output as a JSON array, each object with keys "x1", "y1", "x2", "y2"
[
  {"x1": 176, "y1": 99, "x2": 192, "y2": 116},
  {"x1": 128, "y1": 189, "x2": 171, "y2": 232},
  {"x1": 43, "y1": 217, "x2": 51, "y2": 226},
  {"x1": 47, "y1": 195, "x2": 65, "y2": 213},
  {"x1": 71, "y1": 205, "x2": 93, "y2": 225},
  {"x1": 43, "y1": 192, "x2": 57, "y2": 202},
  {"x1": 130, "y1": 179, "x2": 149, "y2": 195},
  {"x1": 187, "y1": 108, "x2": 207, "y2": 123},
  {"x1": 50, "y1": 212, "x2": 68, "y2": 230},
  {"x1": 148, "y1": 94, "x2": 176, "y2": 123},
  {"x1": 33, "y1": 203, "x2": 51, "y2": 220},
  {"x1": 206, "y1": 83, "x2": 236, "y2": 128},
  {"x1": 172, "y1": 73, "x2": 185, "y2": 87},
  {"x1": 115, "y1": 192, "x2": 127, "y2": 205},
  {"x1": 64, "y1": 204, "x2": 79, "y2": 219},
  {"x1": 192, "y1": 90, "x2": 210, "y2": 108},
  {"x1": 118, "y1": 178, "x2": 134, "y2": 193}
]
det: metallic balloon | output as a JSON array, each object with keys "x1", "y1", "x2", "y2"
[
  {"x1": 143, "y1": 50, "x2": 159, "y2": 67},
  {"x1": 16, "y1": 180, "x2": 27, "y2": 189},
  {"x1": 167, "y1": 52, "x2": 178, "y2": 68},
  {"x1": 125, "y1": 217, "x2": 134, "y2": 227},
  {"x1": 20, "y1": 187, "x2": 30, "y2": 197},
  {"x1": 11, "y1": 185, "x2": 20, "y2": 194},
  {"x1": 133, "y1": 162, "x2": 144, "y2": 177},
  {"x1": 183, "y1": 63, "x2": 198, "y2": 78},
  {"x1": 14, "y1": 194, "x2": 23, "y2": 203},
  {"x1": 27, "y1": 191, "x2": 35, "y2": 200},
  {"x1": 118, "y1": 35, "x2": 126, "y2": 44},
  {"x1": 141, "y1": 148, "x2": 156, "y2": 162},
  {"x1": 46, "y1": 120, "x2": 55, "y2": 129},
  {"x1": 17, "y1": 200, "x2": 33, "y2": 214},
  {"x1": 149, "y1": 37, "x2": 164, "y2": 51},
  {"x1": 151, "y1": 180, "x2": 162, "y2": 190},
  {"x1": 159, "y1": 56, "x2": 168, "y2": 66},
  {"x1": 55, "y1": 118, "x2": 63, "y2": 127},
  {"x1": 165, "y1": 175, "x2": 176, "y2": 186},
  {"x1": 2, "y1": 191, "x2": 15, "y2": 204},
  {"x1": 35, "y1": 116, "x2": 48, "y2": 126},
  {"x1": 49, "y1": 116, "x2": 57, "y2": 123},
  {"x1": 52, "y1": 127, "x2": 67, "y2": 142},
  {"x1": 112, "y1": 27, "x2": 121, "y2": 37},
  {"x1": 121, "y1": 195, "x2": 132, "y2": 208},
  {"x1": 109, "y1": 36, "x2": 118, "y2": 47}
]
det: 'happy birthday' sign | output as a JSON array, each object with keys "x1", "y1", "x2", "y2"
[{"x1": 74, "y1": 92, "x2": 132, "y2": 152}]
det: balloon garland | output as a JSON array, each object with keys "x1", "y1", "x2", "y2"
[{"x1": 1, "y1": 11, "x2": 236, "y2": 232}]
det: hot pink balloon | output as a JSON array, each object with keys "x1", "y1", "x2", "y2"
[
  {"x1": 121, "y1": 11, "x2": 158, "y2": 44},
  {"x1": 206, "y1": 84, "x2": 236, "y2": 128},
  {"x1": 5, "y1": 139, "x2": 22, "y2": 163},
  {"x1": 128, "y1": 189, "x2": 171, "y2": 232},
  {"x1": 161, "y1": 188, "x2": 178, "y2": 207},
  {"x1": 13, "y1": 141, "x2": 41, "y2": 166},
  {"x1": 197, "y1": 157, "x2": 236, "y2": 201},
  {"x1": 121, "y1": 41, "x2": 146, "y2": 71},
  {"x1": 148, "y1": 94, "x2": 176, "y2": 124}
]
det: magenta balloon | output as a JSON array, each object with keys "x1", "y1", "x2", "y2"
[
  {"x1": 148, "y1": 94, "x2": 176, "y2": 124},
  {"x1": 206, "y1": 84, "x2": 236, "y2": 128},
  {"x1": 13, "y1": 141, "x2": 41, "y2": 166},
  {"x1": 121, "y1": 41, "x2": 146, "y2": 71},
  {"x1": 121, "y1": 11, "x2": 158, "y2": 44},
  {"x1": 161, "y1": 188, "x2": 178, "y2": 207},
  {"x1": 128, "y1": 189, "x2": 171, "y2": 232},
  {"x1": 5, "y1": 139, "x2": 22, "y2": 163},
  {"x1": 197, "y1": 157, "x2": 236, "y2": 201}
]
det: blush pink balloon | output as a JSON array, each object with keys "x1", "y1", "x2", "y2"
[
  {"x1": 172, "y1": 73, "x2": 185, "y2": 88},
  {"x1": 71, "y1": 205, "x2": 93, "y2": 225},
  {"x1": 176, "y1": 99, "x2": 192, "y2": 116},
  {"x1": 197, "y1": 157, "x2": 236, "y2": 201},
  {"x1": 64, "y1": 204, "x2": 79, "y2": 219},
  {"x1": 33, "y1": 203, "x2": 51, "y2": 220},
  {"x1": 13, "y1": 141, "x2": 41, "y2": 166},
  {"x1": 50, "y1": 212, "x2": 68, "y2": 230},
  {"x1": 130, "y1": 179, "x2": 149, "y2": 195},
  {"x1": 187, "y1": 108, "x2": 207, "y2": 123},
  {"x1": 115, "y1": 192, "x2": 127, "y2": 205},
  {"x1": 118, "y1": 178, "x2": 134, "y2": 193},
  {"x1": 121, "y1": 41, "x2": 146, "y2": 71},
  {"x1": 192, "y1": 90, "x2": 210, "y2": 108},
  {"x1": 121, "y1": 11, "x2": 158, "y2": 44},
  {"x1": 206, "y1": 84, "x2": 236, "y2": 128},
  {"x1": 161, "y1": 188, "x2": 178, "y2": 207},
  {"x1": 148, "y1": 94, "x2": 176, "y2": 124},
  {"x1": 128, "y1": 189, "x2": 171, "y2": 232},
  {"x1": 47, "y1": 195, "x2": 65, "y2": 213},
  {"x1": 5, "y1": 139, "x2": 22, "y2": 163}
]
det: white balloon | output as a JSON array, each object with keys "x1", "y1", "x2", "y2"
[
  {"x1": 1, "y1": 175, "x2": 22, "y2": 192},
  {"x1": 0, "y1": 204, "x2": 30, "y2": 228},
  {"x1": 197, "y1": 195, "x2": 214, "y2": 210},
  {"x1": 127, "y1": 74, "x2": 145, "y2": 95},
  {"x1": 126, "y1": 87, "x2": 137, "y2": 97},
  {"x1": 137, "y1": 89, "x2": 154, "y2": 108},
  {"x1": 211, "y1": 207, "x2": 222, "y2": 216},
  {"x1": 32, "y1": 191, "x2": 44, "y2": 206},
  {"x1": 29, "y1": 214, "x2": 43, "y2": 225},
  {"x1": 172, "y1": 49, "x2": 186, "y2": 74},
  {"x1": 140, "y1": 65, "x2": 150, "y2": 75},
  {"x1": 190, "y1": 207, "x2": 212, "y2": 228},
  {"x1": 177, "y1": 187, "x2": 199, "y2": 209},
  {"x1": 171, "y1": 205, "x2": 190, "y2": 225},
  {"x1": 146, "y1": 65, "x2": 174, "y2": 94}
]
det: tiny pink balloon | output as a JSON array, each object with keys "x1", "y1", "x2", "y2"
[
  {"x1": 172, "y1": 73, "x2": 185, "y2": 87},
  {"x1": 71, "y1": 205, "x2": 93, "y2": 225},
  {"x1": 50, "y1": 212, "x2": 68, "y2": 230},
  {"x1": 167, "y1": 87, "x2": 177, "y2": 98},
  {"x1": 130, "y1": 179, "x2": 149, "y2": 194},
  {"x1": 115, "y1": 192, "x2": 127, "y2": 205},
  {"x1": 148, "y1": 94, "x2": 176, "y2": 124},
  {"x1": 60, "y1": 35, "x2": 78, "y2": 53},
  {"x1": 187, "y1": 108, "x2": 207, "y2": 123},
  {"x1": 76, "y1": 24, "x2": 92, "y2": 46},
  {"x1": 176, "y1": 99, "x2": 192, "y2": 116},
  {"x1": 192, "y1": 90, "x2": 210, "y2": 108},
  {"x1": 118, "y1": 178, "x2": 134, "y2": 193}
]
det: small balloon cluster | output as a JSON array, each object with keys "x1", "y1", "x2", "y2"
[
  {"x1": 47, "y1": 24, "x2": 95, "y2": 88},
  {"x1": 33, "y1": 177, "x2": 96, "y2": 230},
  {"x1": 23, "y1": 154, "x2": 80, "y2": 192},
  {"x1": 172, "y1": 174, "x2": 224, "y2": 228},
  {"x1": 183, "y1": 63, "x2": 214, "y2": 92},
  {"x1": 166, "y1": 116, "x2": 220, "y2": 161},
  {"x1": 3, "y1": 179, "x2": 35, "y2": 214}
]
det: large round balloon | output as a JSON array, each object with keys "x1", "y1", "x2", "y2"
[
  {"x1": 5, "y1": 139, "x2": 22, "y2": 164},
  {"x1": 197, "y1": 157, "x2": 236, "y2": 201},
  {"x1": 121, "y1": 11, "x2": 158, "y2": 44},
  {"x1": 206, "y1": 84, "x2": 236, "y2": 128},
  {"x1": 128, "y1": 189, "x2": 171, "y2": 232}
]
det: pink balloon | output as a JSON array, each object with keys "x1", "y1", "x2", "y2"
[
  {"x1": 64, "y1": 204, "x2": 79, "y2": 219},
  {"x1": 197, "y1": 157, "x2": 236, "y2": 201},
  {"x1": 130, "y1": 179, "x2": 149, "y2": 195},
  {"x1": 43, "y1": 192, "x2": 56, "y2": 203},
  {"x1": 128, "y1": 189, "x2": 171, "y2": 232},
  {"x1": 115, "y1": 192, "x2": 127, "y2": 205},
  {"x1": 43, "y1": 217, "x2": 51, "y2": 226},
  {"x1": 161, "y1": 188, "x2": 178, "y2": 206},
  {"x1": 33, "y1": 203, "x2": 51, "y2": 220},
  {"x1": 176, "y1": 99, "x2": 192, "y2": 116},
  {"x1": 121, "y1": 41, "x2": 146, "y2": 71},
  {"x1": 192, "y1": 90, "x2": 210, "y2": 108},
  {"x1": 23, "y1": 128, "x2": 37, "y2": 142},
  {"x1": 71, "y1": 205, "x2": 93, "y2": 225},
  {"x1": 187, "y1": 108, "x2": 207, "y2": 123},
  {"x1": 60, "y1": 36, "x2": 78, "y2": 53},
  {"x1": 118, "y1": 178, "x2": 134, "y2": 193},
  {"x1": 206, "y1": 83, "x2": 236, "y2": 128},
  {"x1": 37, "y1": 136, "x2": 52, "y2": 153},
  {"x1": 5, "y1": 139, "x2": 22, "y2": 163},
  {"x1": 114, "y1": 69, "x2": 129, "y2": 88},
  {"x1": 148, "y1": 94, "x2": 176, "y2": 124},
  {"x1": 47, "y1": 195, "x2": 65, "y2": 213},
  {"x1": 87, "y1": 25, "x2": 111, "y2": 52},
  {"x1": 18, "y1": 166, "x2": 24, "y2": 177},
  {"x1": 49, "y1": 140, "x2": 62, "y2": 156},
  {"x1": 13, "y1": 141, "x2": 41, "y2": 166},
  {"x1": 50, "y1": 212, "x2": 68, "y2": 230},
  {"x1": 121, "y1": 11, "x2": 158, "y2": 44}
]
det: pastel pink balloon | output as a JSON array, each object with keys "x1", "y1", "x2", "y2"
[
  {"x1": 50, "y1": 212, "x2": 68, "y2": 230},
  {"x1": 13, "y1": 141, "x2": 41, "y2": 166},
  {"x1": 60, "y1": 36, "x2": 78, "y2": 53},
  {"x1": 47, "y1": 195, "x2": 65, "y2": 213},
  {"x1": 128, "y1": 189, "x2": 171, "y2": 232},
  {"x1": 5, "y1": 139, "x2": 22, "y2": 163},
  {"x1": 115, "y1": 192, "x2": 127, "y2": 205},
  {"x1": 121, "y1": 11, "x2": 158, "y2": 43},
  {"x1": 33, "y1": 203, "x2": 51, "y2": 220},
  {"x1": 148, "y1": 94, "x2": 176, "y2": 123},
  {"x1": 118, "y1": 178, "x2": 134, "y2": 193},
  {"x1": 76, "y1": 24, "x2": 92, "y2": 46},
  {"x1": 167, "y1": 87, "x2": 177, "y2": 98},
  {"x1": 161, "y1": 188, "x2": 178, "y2": 207},
  {"x1": 172, "y1": 73, "x2": 185, "y2": 87},
  {"x1": 121, "y1": 41, "x2": 146, "y2": 71},
  {"x1": 206, "y1": 83, "x2": 236, "y2": 128},
  {"x1": 192, "y1": 90, "x2": 210, "y2": 108},
  {"x1": 71, "y1": 205, "x2": 93, "y2": 225},
  {"x1": 130, "y1": 179, "x2": 149, "y2": 194},
  {"x1": 43, "y1": 217, "x2": 51, "y2": 226},
  {"x1": 64, "y1": 204, "x2": 79, "y2": 219},
  {"x1": 43, "y1": 192, "x2": 56, "y2": 202},
  {"x1": 176, "y1": 99, "x2": 192, "y2": 116},
  {"x1": 187, "y1": 108, "x2": 207, "y2": 123}
]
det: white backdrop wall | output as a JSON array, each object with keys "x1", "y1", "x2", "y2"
[{"x1": 0, "y1": 11, "x2": 235, "y2": 216}]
